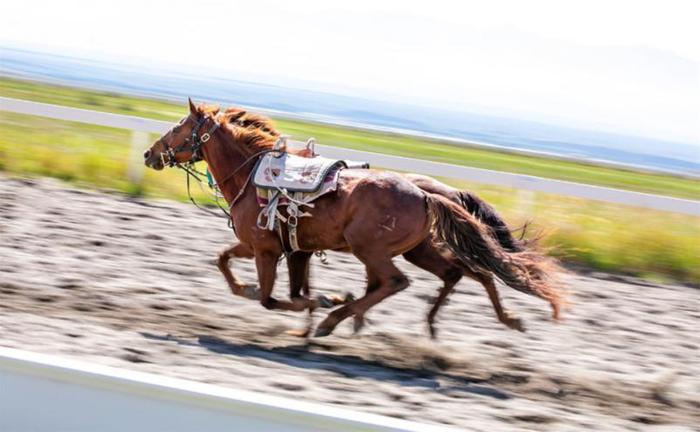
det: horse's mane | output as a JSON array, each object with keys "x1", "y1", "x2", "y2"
[
  {"x1": 230, "y1": 124, "x2": 278, "y2": 156},
  {"x1": 220, "y1": 106, "x2": 314, "y2": 157},
  {"x1": 222, "y1": 107, "x2": 280, "y2": 137},
  {"x1": 195, "y1": 103, "x2": 278, "y2": 157}
]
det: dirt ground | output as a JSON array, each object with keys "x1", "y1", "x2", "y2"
[{"x1": 1, "y1": 175, "x2": 698, "y2": 431}]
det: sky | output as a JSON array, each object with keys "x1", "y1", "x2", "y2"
[{"x1": 1, "y1": 0, "x2": 699, "y2": 144}]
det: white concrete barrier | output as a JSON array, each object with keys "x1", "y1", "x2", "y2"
[
  {"x1": 1, "y1": 96, "x2": 698, "y2": 216},
  {"x1": 0, "y1": 347, "x2": 456, "y2": 432}
]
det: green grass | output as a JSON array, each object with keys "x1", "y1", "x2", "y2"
[
  {"x1": 2, "y1": 76, "x2": 698, "y2": 200},
  {"x1": 0, "y1": 111, "x2": 213, "y2": 203},
  {"x1": 1, "y1": 77, "x2": 699, "y2": 284},
  {"x1": 442, "y1": 177, "x2": 700, "y2": 284}
]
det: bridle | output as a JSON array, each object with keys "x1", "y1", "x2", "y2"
[
  {"x1": 160, "y1": 115, "x2": 220, "y2": 167},
  {"x1": 157, "y1": 113, "x2": 276, "y2": 229}
]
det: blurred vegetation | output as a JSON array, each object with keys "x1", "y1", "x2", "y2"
[
  {"x1": 0, "y1": 77, "x2": 698, "y2": 284},
  {"x1": 443, "y1": 178, "x2": 699, "y2": 285},
  {"x1": 0, "y1": 112, "x2": 205, "y2": 202},
  {"x1": 2, "y1": 76, "x2": 698, "y2": 200}
]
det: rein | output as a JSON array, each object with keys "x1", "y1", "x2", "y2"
[
  {"x1": 183, "y1": 148, "x2": 277, "y2": 222},
  {"x1": 182, "y1": 162, "x2": 232, "y2": 220},
  {"x1": 160, "y1": 114, "x2": 277, "y2": 228}
]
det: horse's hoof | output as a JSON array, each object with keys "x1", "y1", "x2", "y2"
[
  {"x1": 316, "y1": 294, "x2": 335, "y2": 309},
  {"x1": 511, "y1": 319, "x2": 526, "y2": 332},
  {"x1": 428, "y1": 325, "x2": 438, "y2": 340},
  {"x1": 285, "y1": 328, "x2": 310, "y2": 338},
  {"x1": 353, "y1": 315, "x2": 365, "y2": 334},
  {"x1": 314, "y1": 326, "x2": 333, "y2": 338},
  {"x1": 503, "y1": 313, "x2": 526, "y2": 332},
  {"x1": 241, "y1": 285, "x2": 260, "y2": 300},
  {"x1": 329, "y1": 295, "x2": 348, "y2": 306},
  {"x1": 232, "y1": 283, "x2": 254, "y2": 296}
]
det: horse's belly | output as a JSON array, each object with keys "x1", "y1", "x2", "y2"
[{"x1": 294, "y1": 208, "x2": 349, "y2": 251}]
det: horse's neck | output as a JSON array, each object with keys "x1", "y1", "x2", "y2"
[{"x1": 201, "y1": 135, "x2": 253, "y2": 204}]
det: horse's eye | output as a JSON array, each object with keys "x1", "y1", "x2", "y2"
[{"x1": 172, "y1": 125, "x2": 180, "y2": 133}]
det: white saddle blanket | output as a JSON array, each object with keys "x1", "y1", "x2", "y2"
[
  {"x1": 254, "y1": 152, "x2": 366, "y2": 193},
  {"x1": 253, "y1": 151, "x2": 369, "y2": 249}
]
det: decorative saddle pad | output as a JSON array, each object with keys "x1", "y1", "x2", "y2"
[
  {"x1": 252, "y1": 149, "x2": 369, "y2": 250},
  {"x1": 253, "y1": 153, "x2": 348, "y2": 193},
  {"x1": 255, "y1": 168, "x2": 342, "y2": 209},
  {"x1": 254, "y1": 153, "x2": 369, "y2": 208}
]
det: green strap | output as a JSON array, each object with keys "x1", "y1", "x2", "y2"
[{"x1": 206, "y1": 167, "x2": 215, "y2": 189}]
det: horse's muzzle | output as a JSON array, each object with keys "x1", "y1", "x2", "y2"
[{"x1": 143, "y1": 152, "x2": 164, "y2": 170}]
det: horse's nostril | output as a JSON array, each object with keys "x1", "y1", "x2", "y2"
[{"x1": 143, "y1": 149, "x2": 152, "y2": 159}]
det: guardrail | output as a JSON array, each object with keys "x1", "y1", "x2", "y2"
[
  {"x1": 1, "y1": 96, "x2": 698, "y2": 216},
  {"x1": 0, "y1": 347, "x2": 455, "y2": 431}
]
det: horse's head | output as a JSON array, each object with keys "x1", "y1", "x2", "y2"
[{"x1": 144, "y1": 98, "x2": 219, "y2": 170}]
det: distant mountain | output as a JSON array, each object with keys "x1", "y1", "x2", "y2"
[{"x1": 1, "y1": 46, "x2": 698, "y2": 175}]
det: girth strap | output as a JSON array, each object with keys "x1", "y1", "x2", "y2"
[{"x1": 257, "y1": 188, "x2": 312, "y2": 253}]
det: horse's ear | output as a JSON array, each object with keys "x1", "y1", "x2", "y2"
[{"x1": 188, "y1": 97, "x2": 197, "y2": 115}]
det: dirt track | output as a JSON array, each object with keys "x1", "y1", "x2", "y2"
[{"x1": 1, "y1": 175, "x2": 698, "y2": 431}]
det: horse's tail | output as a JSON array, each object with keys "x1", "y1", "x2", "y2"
[
  {"x1": 426, "y1": 193, "x2": 565, "y2": 319},
  {"x1": 456, "y1": 191, "x2": 530, "y2": 252}
]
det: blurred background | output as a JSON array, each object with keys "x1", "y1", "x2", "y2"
[
  {"x1": 1, "y1": 0, "x2": 698, "y2": 283},
  {"x1": 1, "y1": 1, "x2": 699, "y2": 430}
]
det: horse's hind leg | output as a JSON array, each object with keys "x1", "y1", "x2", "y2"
[
  {"x1": 315, "y1": 254, "x2": 409, "y2": 337},
  {"x1": 351, "y1": 270, "x2": 380, "y2": 333},
  {"x1": 402, "y1": 240, "x2": 526, "y2": 334},
  {"x1": 469, "y1": 270, "x2": 526, "y2": 332},
  {"x1": 217, "y1": 242, "x2": 257, "y2": 299},
  {"x1": 402, "y1": 241, "x2": 462, "y2": 338}
]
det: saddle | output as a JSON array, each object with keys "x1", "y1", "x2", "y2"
[
  {"x1": 252, "y1": 141, "x2": 369, "y2": 252},
  {"x1": 253, "y1": 152, "x2": 347, "y2": 193}
]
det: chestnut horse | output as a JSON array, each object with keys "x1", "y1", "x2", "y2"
[
  {"x1": 215, "y1": 107, "x2": 542, "y2": 336},
  {"x1": 144, "y1": 100, "x2": 564, "y2": 337}
]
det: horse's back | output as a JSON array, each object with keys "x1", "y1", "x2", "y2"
[
  {"x1": 341, "y1": 169, "x2": 432, "y2": 255},
  {"x1": 403, "y1": 173, "x2": 461, "y2": 202}
]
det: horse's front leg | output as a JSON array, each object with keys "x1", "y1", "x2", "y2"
[
  {"x1": 287, "y1": 251, "x2": 353, "y2": 308},
  {"x1": 286, "y1": 251, "x2": 315, "y2": 338},
  {"x1": 287, "y1": 251, "x2": 313, "y2": 300},
  {"x1": 254, "y1": 249, "x2": 322, "y2": 313},
  {"x1": 217, "y1": 242, "x2": 258, "y2": 299}
]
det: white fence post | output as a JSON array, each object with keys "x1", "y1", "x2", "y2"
[
  {"x1": 128, "y1": 131, "x2": 149, "y2": 185},
  {"x1": 516, "y1": 189, "x2": 536, "y2": 216}
]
